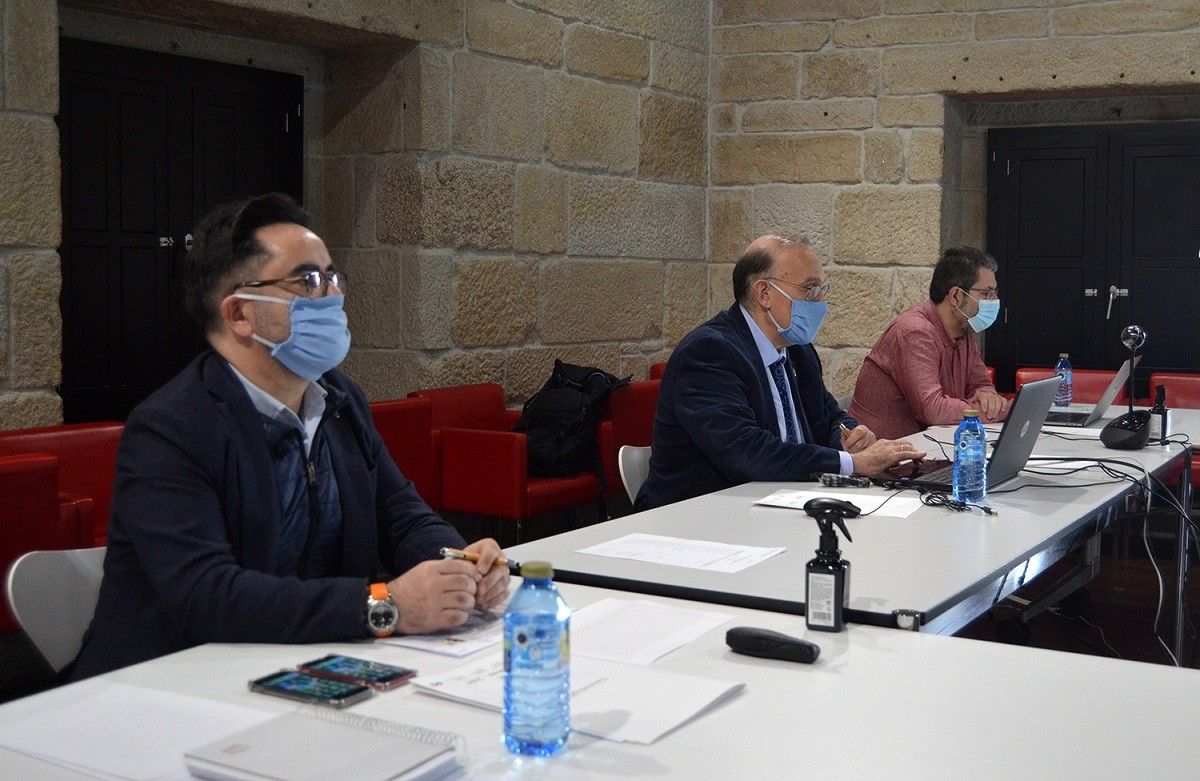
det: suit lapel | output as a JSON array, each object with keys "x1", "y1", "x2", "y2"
[{"x1": 724, "y1": 304, "x2": 783, "y2": 436}]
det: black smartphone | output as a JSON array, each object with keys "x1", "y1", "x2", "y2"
[
  {"x1": 248, "y1": 669, "x2": 373, "y2": 708},
  {"x1": 297, "y1": 654, "x2": 417, "y2": 691}
]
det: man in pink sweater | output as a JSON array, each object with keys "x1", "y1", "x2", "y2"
[{"x1": 849, "y1": 247, "x2": 1010, "y2": 440}]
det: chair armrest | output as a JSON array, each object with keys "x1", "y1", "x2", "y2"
[
  {"x1": 438, "y1": 428, "x2": 528, "y2": 518},
  {"x1": 504, "y1": 409, "x2": 523, "y2": 429},
  {"x1": 57, "y1": 493, "x2": 95, "y2": 548},
  {"x1": 595, "y1": 421, "x2": 621, "y2": 497}
]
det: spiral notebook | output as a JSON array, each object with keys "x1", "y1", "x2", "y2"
[{"x1": 184, "y1": 707, "x2": 462, "y2": 781}]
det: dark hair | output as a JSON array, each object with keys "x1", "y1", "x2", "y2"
[
  {"x1": 732, "y1": 248, "x2": 774, "y2": 303},
  {"x1": 929, "y1": 246, "x2": 998, "y2": 304},
  {"x1": 183, "y1": 193, "x2": 311, "y2": 333}
]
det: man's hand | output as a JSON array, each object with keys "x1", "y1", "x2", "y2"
[
  {"x1": 850, "y1": 439, "x2": 928, "y2": 477},
  {"x1": 970, "y1": 391, "x2": 1010, "y2": 421},
  {"x1": 463, "y1": 537, "x2": 510, "y2": 611},
  {"x1": 840, "y1": 423, "x2": 876, "y2": 453},
  {"x1": 387, "y1": 559, "x2": 481, "y2": 635}
]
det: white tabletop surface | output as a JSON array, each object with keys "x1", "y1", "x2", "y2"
[
  {"x1": 508, "y1": 428, "x2": 1185, "y2": 629},
  {"x1": 2, "y1": 581, "x2": 1198, "y2": 779}
]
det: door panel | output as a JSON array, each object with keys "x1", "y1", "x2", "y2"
[
  {"x1": 59, "y1": 39, "x2": 303, "y2": 422},
  {"x1": 1115, "y1": 130, "x2": 1200, "y2": 384},
  {"x1": 987, "y1": 129, "x2": 1107, "y2": 388}
]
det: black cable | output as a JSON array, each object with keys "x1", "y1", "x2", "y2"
[
  {"x1": 919, "y1": 491, "x2": 996, "y2": 515},
  {"x1": 855, "y1": 488, "x2": 909, "y2": 517}
]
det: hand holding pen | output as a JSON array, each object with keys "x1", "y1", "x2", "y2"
[
  {"x1": 440, "y1": 543, "x2": 514, "y2": 611},
  {"x1": 839, "y1": 422, "x2": 876, "y2": 453}
]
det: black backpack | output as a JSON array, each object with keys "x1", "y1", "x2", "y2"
[{"x1": 514, "y1": 360, "x2": 630, "y2": 484}]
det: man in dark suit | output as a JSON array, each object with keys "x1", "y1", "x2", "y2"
[
  {"x1": 635, "y1": 235, "x2": 925, "y2": 511},
  {"x1": 73, "y1": 194, "x2": 508, "y2": 679}
]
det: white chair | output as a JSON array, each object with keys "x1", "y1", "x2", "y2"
[
  {"x1": 618, "y1": 445, "x2": 652, "y2": 504},
  {"x1": 6, "y1": 547, "x2": 106, "y2": 672}
]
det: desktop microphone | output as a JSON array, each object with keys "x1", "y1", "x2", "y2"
[{"x1": 1101, "y1": 325, "x2": 1150, "y2": 450}]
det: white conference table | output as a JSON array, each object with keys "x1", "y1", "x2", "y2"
[
  {"x1": 2, "y1": 581, "x2": 1198, "y2": 779},
  {"x1": 508, "y1": 420, "x2": 1188, "y2": 639}
]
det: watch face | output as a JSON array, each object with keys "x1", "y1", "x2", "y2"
[{"x1": 368, "y1": 601, "x2": 398, "y2": 632}]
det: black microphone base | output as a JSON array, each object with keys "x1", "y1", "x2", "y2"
[{"x1": 1100, "y1": 410, "x2": 1151, "y2": 450}]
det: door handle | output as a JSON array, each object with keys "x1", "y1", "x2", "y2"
[{"x1": 1106, "y1": 285, "x2": 1129, "y2": 320}]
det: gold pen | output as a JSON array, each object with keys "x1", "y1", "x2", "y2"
[{"x1": 439, "y1": 546, "x2": 521, "y2": 574}]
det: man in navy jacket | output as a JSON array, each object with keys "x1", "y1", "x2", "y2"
[
  {"x1": 635, "y1": 236, "x2": 925, "y2": 511},
  {"x1": 73, "y1": 194, "x2": 507, "y2": 678}
]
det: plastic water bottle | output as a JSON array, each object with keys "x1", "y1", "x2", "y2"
[
  {"x1": 503, "y1": 561, "x2": 570, "y2": 756},
  {"x1": 952, "y1": 410, "x2": 987, "y2": 505},
  {"x1": 1053, "y1": 353, "x2": 1073, "y2": 407}
]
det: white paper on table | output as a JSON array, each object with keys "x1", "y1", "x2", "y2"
[
  {"x1": 0, "y1": 679, "x2": 273, "y2": 781},
  {"x1": 413, "y1": 657, "x2": 743, "y2": 745},
  {"x1": 378, "y1": 609, "x2": 502, "y2": 657},
  {"x1": 755, "y1": 488, "x2": 923, "y2": 518},
  {"x1": 576, "y1": 532, "x2": 784, "y2": 573},
  {"x1": 571, "y1": 598, "x2": 733, "y2": 665}
]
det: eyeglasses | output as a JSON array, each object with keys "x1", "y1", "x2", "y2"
[
  {"x1": 768, "y1": 277, "x2": 830, "y2": 301},
  {"x1": 237, "y1": 270, "x2": 345, "y2": 298},
  {"x1": 967, "y1": 286, "x2": 999, "y2": 300}
]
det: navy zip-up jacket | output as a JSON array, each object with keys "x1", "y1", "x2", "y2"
[{"x1": 72, "y1": 351, "x2": 464, "y2": 679}]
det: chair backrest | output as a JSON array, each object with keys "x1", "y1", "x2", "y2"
[
  {"x1": 649, "y1": 362, "x2": 666, "y2": 380},
  {"x1": 1150, "y1": 372, "x2": 1200, "y2": 409},
  {"x1": 606, "y1": 380, "x2": 659, "y2": 448},
  {"x1": 618, "y1": 445, "x2": 652, "y2": 504},
  {"x1": 409, "y1": 383, "x2": 510, "y2": 431},
  {"x1": 1014, "y1": 367, "x2": 1126, "y2": 405},
  {"x1": 6, "y1": 546, "x2": 106, "y2": 672},
  {"x1": 0, "y1": 453, "x2": 71, "y2": 634},
  {"x1": 0, "y1": 421, "x2": 123, "y2": 546},
  {"x1": 369, "y1": 397, "x2": 439, "y2": 509}
]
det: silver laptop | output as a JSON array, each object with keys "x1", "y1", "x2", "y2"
[
  {"x1": 1043, "y1": 355, "x2": 1141, "y2": 428},
  {"x1": 906, "y1": 375, "x2": 1063, "y2": 492}
]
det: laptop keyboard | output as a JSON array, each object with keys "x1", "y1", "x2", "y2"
[
  {"x1": 920, "y1": 464, "x2": 954, "y2": 485},
  {"x1": 1045, "y1": 410, "x2": 1089, "y2": 425}
]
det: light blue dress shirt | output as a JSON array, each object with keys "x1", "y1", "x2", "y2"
[{"x1": 227, "y1": 364, "x2": 327, "y2": 456}]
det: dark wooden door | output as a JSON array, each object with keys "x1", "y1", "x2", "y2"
[
  {"x1": 987, "y1": 121, "x2": 1200, "y2": 394},
  {"x1": 59, "y1": 39, "x2": 303, "y2": 422}
]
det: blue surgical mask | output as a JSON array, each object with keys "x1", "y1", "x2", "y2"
[
  {"x1": 233, "y1": 293, "x2": 351, "y2": 381},
  {"x1": 957, "y1": 293, "x2": 1000, "y2": 333},
  {"x1": 767, "y1": 281, "x2": 828, "y2": 345}
]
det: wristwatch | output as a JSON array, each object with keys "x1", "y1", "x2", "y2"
[{"x1": 366, "y1": 582, "x2": 399, "y2": 637}]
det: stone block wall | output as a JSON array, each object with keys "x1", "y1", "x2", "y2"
[
  {"x1": 710, "y1": 0, "x2": 1200, "y2": 397},
  {"x1": 0, "y1": 0, "x2": 61, "y2": 428},
  {"x1": 332, "y1": 0, "x2": 711, "y2": 402}
]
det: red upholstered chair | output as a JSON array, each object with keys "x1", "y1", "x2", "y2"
[
  {"x1": 1151, "y1": 373, "x2": 1200, "y2": 409},
  {"x1": 407, "y1": 384, "x2": 600, "y2": 533},
  {"x1": 370, "y1": 397, "x2": 439, "y2": 510},
  {"x1": 597, "y1": 380, "x2": 660, "y2": 497},
  {"x1": 1014, "y1": 367, "x2": 1128, "y2": 405},
  {"x1": 649, "y1": 362, "x2": 666, "y2": 380},
  {"x1": 0, "y1": 422, "x2": 122, "y2": 547},
  {"x1": 0, "y1": 454, "x2": 92, "y2": 633}
]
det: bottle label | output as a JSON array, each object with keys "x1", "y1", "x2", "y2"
[
  {"x1": 506, "y1": 616, "x2": 569, "y2": 674},
  {"x1": 807, "y1": 573, "x2": 836, "y2": 627}
]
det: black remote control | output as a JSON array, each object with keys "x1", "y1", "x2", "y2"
[{"x1": 725, "y1": 627, "x2": 820, "y2": 664}]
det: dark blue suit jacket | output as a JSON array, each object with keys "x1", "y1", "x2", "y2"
[
  {"x1": 72, "y1": 351, "x2": 465, "y2": 679},
  {"x1": 634, "y1": 304, "x2": 856, "y2": 511}
]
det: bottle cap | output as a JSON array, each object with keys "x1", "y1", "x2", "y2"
[
  {"x1": 962, "y1": 409, "x2": 979, "y2": 418},
  {"x1": 1059, "y1": 352, "x2": 1069, "y2": 357},
  {"x1": 520, "y1": 561, "x2": 553, "y2": 579}
]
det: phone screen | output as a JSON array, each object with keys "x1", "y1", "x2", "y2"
[
  {"x1": 298, "y1": 655, "x2": 416, "y2": 689},
  {"x1": 249, "y1": 670, "x2": 371, "y2": 707}
]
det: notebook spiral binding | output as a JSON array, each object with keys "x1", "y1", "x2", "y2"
[{"x1": 296, "y1": 704, "x2": 466, "y2": 757}]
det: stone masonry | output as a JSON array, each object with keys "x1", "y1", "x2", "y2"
[
  {"x1": 710, "y1": 0, "x2": 1200, "y2": 397},
  {"x1": 2, "y1": 1, "x2": 1200, "y2": 423}
]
